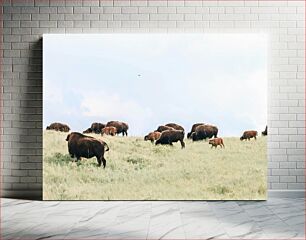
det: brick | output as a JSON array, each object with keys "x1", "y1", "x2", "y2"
[
  {"x1": 57, "y1": 7, "x2": 73, "y2": 14},
  {"x1": 139, "y1": 7, "x2": 157, "y2": 13}
]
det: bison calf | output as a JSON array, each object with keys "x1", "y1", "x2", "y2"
[
  {"x1": 209, "y1": 138, "x2": 224, "y2": 148},
  {"x1": 240, "y1": 130, "x2": 258, "y2": 141},
  {"x1": 66, "y1": 132, "x2": 109, "y2": 168},
  {"x1": 102, "y1": 126, "x2": 117, "y2": 136},
  {"x1": 144, "y1": 131, "x2": 161, "y2": 143},
  {"x1": 155, "y1": 130, "x2": 185, "y2": 148}
]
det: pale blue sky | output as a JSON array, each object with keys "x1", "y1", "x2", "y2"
[{"x1": 43, "y1": 33, "x2": 267, "y2": 137}]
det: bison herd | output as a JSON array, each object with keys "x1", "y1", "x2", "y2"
[{"x1": 46, "y1": 120, "x2": 268, "y2": 168}]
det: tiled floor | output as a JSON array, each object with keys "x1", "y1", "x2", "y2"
[{"x1": 2, "y1": 198, "x2": 305, "y2": 239}]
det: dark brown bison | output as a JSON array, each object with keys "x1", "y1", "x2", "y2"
[
  {"x1": 102, "y1": 126, "x2": 117, "y2": 136},
  {"x1": 240, "y1": 130, "x2": 257, "y2": 141},
  {"x1": 144, "y1": 131, "x2": 161, "y2": 143},
  {"x1": 66, "y1": 132, "x2": 109, "y2": 168},
  {"x1": 90, "y1": 122, "x2": 106, "y2": 134},
  {"x1": 83, "y1": 128, "x2": 93, "y2": 134},
  {"x1": 156, "y1": 125, "x2": 174, "y2": 132},
  {"x1": 262, "y1": 126, "x2": 267, "y2": 136},
  {"x1": 46, "y1": 122, "x2": 70, "y2": 132},
  {"x1": 165, "y1": 123, "x2": 185, "y2": 132},
  {"x1": 209, "y1": 138, "x2": 224, "y2": 148},
  {"x1": 187, "y1": 123, "x2": 205, "y2": 139},
  {"x1": 106, "y1": 121, "x2": 129, "y2": 136},
  {"x1": 155, "y1": 130, "x2": 185, "y2": 148},
  {"x1": 191, "y1": 125, "x2": 218, "y2": 141}
]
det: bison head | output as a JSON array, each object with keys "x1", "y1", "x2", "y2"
[
  {"x1": 240, "y1": 136, "x2": 244, "y2": 141},
  {"x1": 191, "y1": 132, "x2": 197, "y2": 141},
  {"x1": 46, "y1": 126, "x2": 50, "y2": 130},
  {"x1": 144, "y1": 135, "x2": 148, "y2": 141}
]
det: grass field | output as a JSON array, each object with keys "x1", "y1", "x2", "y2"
[{"x1": 43, "y1": 131, "x2": 267, "y2": 200}]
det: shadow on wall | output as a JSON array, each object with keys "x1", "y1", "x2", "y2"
[{"x1": 9, "y1": 39, "x2": 43, "y2": 200}]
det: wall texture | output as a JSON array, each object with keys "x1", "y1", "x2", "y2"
[{"x1": 1, "y1": 0, "x2": 305, "y2": 199}]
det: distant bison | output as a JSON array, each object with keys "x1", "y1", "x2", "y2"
[
  {"x1": 90, "y1": 122, "x2": 106, "y2": 134},
  {"x1": 106, "y1": 121, "x2": 129, "y2": 136},
  {"x1": 66, "y1": 132, "x2": 109, "y2": 168},
  {"x1": 240, "y1": 130, "x2": 258, "y2": 141},
  {"x1": 209, "y1": 138, "x2": 224, "y2": 148},
  {"x1": 144, "y1": 131, "x2": 161, "y2": 143},
  {"x1": 156, "y1": 125, "x2": 174, "y2": 132},
  {"x1": 165, "y1": 123, "x2": 185, "y2": 132},
  {"x1": 155, "y1": 130, "x2": 185, "y2": 148},
  {"x1": 46, "y1": 122, "x2": 70, "y2": 132},
  {"x1": 187, "y1": 123, "x2": 205, "y2": 139},
  {"x1": 262, "y1": 126, "x2": 267, "y2": 136},
  {"x1": 191, "y1": 125, "x2": 218, "y2": 141},
  {"x1": 83, "y1": 128, "x2": 93, "y2": 134},
  {"x1": 102, "y1": 126, "x2": 117, "y2": 136}
]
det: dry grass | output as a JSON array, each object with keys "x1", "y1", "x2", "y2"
[{"x1": 43, "y1": 131, "x2": 267, "y2": 200}]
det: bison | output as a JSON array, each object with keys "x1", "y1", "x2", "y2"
[
  {"x1": 240, "y1": 130, "x2": 258, "y2": 141},
  {"x1": 102, "y1": 126, "x2": 117, "y2": 136},
  {"x1": 90, "y1": 122, "x2": 106, "y2": 134},
  {"x1": 83, "y1": 128, "x2": 93, "y2": 134},
  {"x1": 66, "y1": 132, "x2": 109, "y2": 168},
  {"x1": 209, "y1": 138, "x2": 224, "y2": 148},
  {"x1": 187, "y1": 123, "x2": 205, "y2": 139},
  {"x1": 262, "y1": 126, "x2": 268, "y2": 136},
  {"x1": 144, "y1": 131, "x2": 161, "y2": 143},
  {"x1": 165, "y1": 123, "x2": 185, "y2": 132},
  {"x1": 46, "y1": 122, "x2": 70, "y2": 132},
  {"x1": 156, "y1": 125, "x2": 174, "y2": 132},
  {"x1": 106, "y1": 121, "x2": 129, "y2": 136},
  {"x1": 155, "y1": 130, "x2": 185, "y2": 148},
  {"x1": 191, "y1": 125, "x2": 218, "y2": 141}
]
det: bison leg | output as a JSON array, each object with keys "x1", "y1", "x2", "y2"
[
  {"x1": 180, "y1": 140, "x2": 185, "y2": 149},
  {"x1": 96, "y1": 156, "x2": 106, "y2": 168}
]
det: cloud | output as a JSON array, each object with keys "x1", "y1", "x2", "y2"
[{"x1": 80, "y1": 91, "x2": 154, "y2": 135}]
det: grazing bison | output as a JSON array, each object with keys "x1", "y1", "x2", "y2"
[
  {"x1": 209, "y1": 138, "x2": 225, "y2": 148},
  {"x1": 66, "y1": 132, "x2": 109, "y2": 168},
  {"x1": 187, "y1": 123, "x2": 205, "y2": 139},
  {"x1": 156, "y1": 125, "x2": 174, "y2": 132},
  {"x1": 165, "y1": 123, "x2": 185, "y2": 132},
  {"x1": 46, "y1": 122, "x2": 70, "y2": 132},
  {"x1": 83, "y1": 128, "x2": 93, "y2": 134},
  {"x1": 240, "y1": 130, "x2": 258, "y2": 141},
  {"x1": 90, "y1": 122, "x2": 106, "y2": 134},
  {"x1": 191, "y1": 125, "x2": 218, "y2": 141},
  {"x1": 102, "y1": 126, "x2": 117, "y2": 136},
  {"x1": 144, "y1": 131, "x2": 161, "y2": 143},
  {"x1": 262, "y1": 126, "x2": 268, "y2": 136},
  {"x1": 155, "y1": 130, "x2": 185, "y2": 148},
  {"x1": 106, "y1": 121, "x2": 129, "y2": 136}
]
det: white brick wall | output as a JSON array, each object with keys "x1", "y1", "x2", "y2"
[{"x1": 1, "y1": 0, "x2": 305, "y2": 198}]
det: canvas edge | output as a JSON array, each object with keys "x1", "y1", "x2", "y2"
[{"x1": 1, "y1": 190, "x2": 304, "y2": 200}]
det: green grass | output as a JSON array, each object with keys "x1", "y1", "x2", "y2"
[{"x1": 43, "y1": 131, "x2": 267, "y2": 200}]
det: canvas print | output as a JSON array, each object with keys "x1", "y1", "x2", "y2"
[{"x1": 43, "y1": 33, "x2": 267, "y2": 200}]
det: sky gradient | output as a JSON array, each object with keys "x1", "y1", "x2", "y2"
[{"x1": 43, "y1": 33, "x2": 267, "y2": 137}]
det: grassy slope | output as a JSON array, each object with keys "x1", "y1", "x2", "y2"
[{"x1": 43, "y1": 131, "x2": 267, "y2": 200}]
